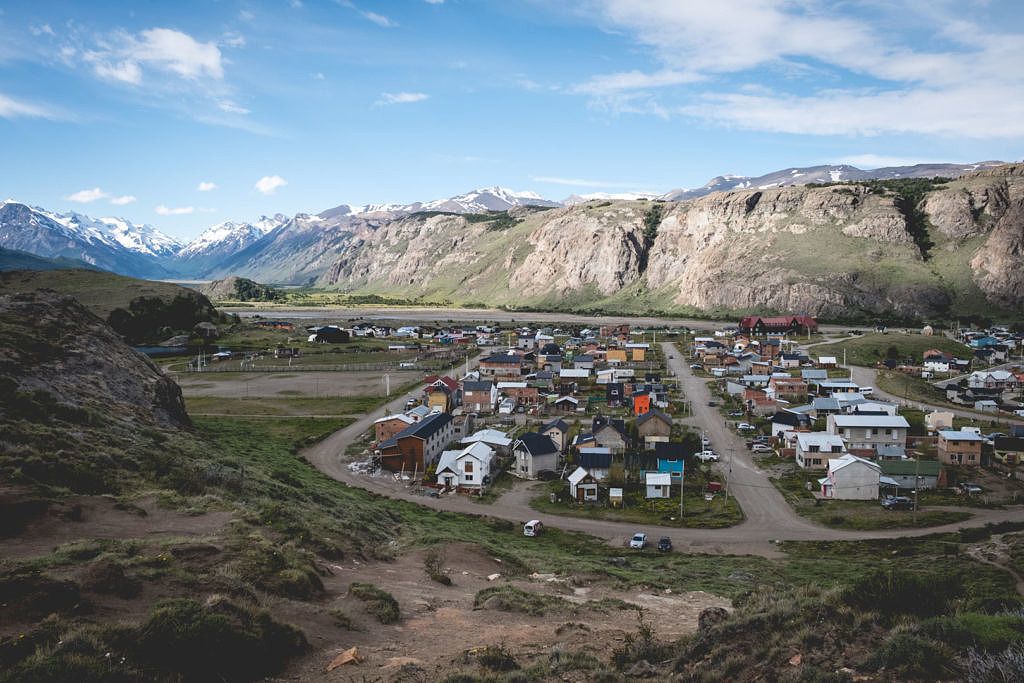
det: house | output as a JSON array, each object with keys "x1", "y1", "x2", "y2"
[
  {"x1": 631, "y1": 347, "x2": 646, "y2": 362},
  {"x1": 578, "y1": 447, "x2": 613, "y2": 481},
  {"x1": 974, "y1": 400, "x2": 999, "y2": 413},
  {"x1": 819, "y1": 454, "x2": 880, "y2": 500},
  {"x1": 592, "y1": 416, "x2": 628, "y2": 451},
  {"x1": 811, "y1": 397, "x2": 841, "y2": 418},
  {"x1": 374, "y1": 413, "x2": 415, "y2": 442},
  {"x1": 795, "y1": 432, "x2": 847, "y2": 470},
  {"x1": 637, "y1": 409, "x2": 672, "y2": 440},
  {"x1": 738, "y1": 315, "x2": 818, "y2": 335},
  {"x1": 425, "y1": 386, "x2": 453, "y2": 413},
  {"x1": 460, "y1": 428, "x2": 513, "y2": 454},
  {"x1": 567, "y1": 355, "x2": 592, "y2": 371},
  {"x1": 880, "y1": 459, "x2": 945, "y2": 491},
  {"x1": 462, "y1": 380, "x2": 497, "y2": 414},
  {"x1": 541, "y1": 418, "x2": 570, "y2": 451},
  {"x1": 606, "y1": 349, "x2": 628, "y2": 365},
  {"x1": 479, "y1": 352, "x2": 524, "y2": 379},
  {"x1": 937, "y1": 429, "x2": 985, "y2": 466},
  {"x1": 645, "y1": 472, "x2": 672, "y2": 499},
  {"x1": 307, "y1": 325, "x2": 349, "y2": 343},
  {"x1": 924, "y1": 411, "x2": 955, "y2": 433},
  {"x1": 376, "y1": 413, "x2": 455, "y2": 473},
  {"x1": 819, "y1": 379, "x2": 860, "y2": 395},
  {"x1": 968, "y1": 370, "x2": 1015, "y2": 390},
  {"x1": 801, "y1": 368, "x2": 829, "y2": 384},
  {"x1": 553, "y1": 395, "x2": 581, "y2": 413},
  {"x1": 633, "y1": 391, "x2": 652, "y2": 416},
  {"x1": 653, "y1": 442, "x2": 688, "y2": 480},
  {"x1": 497, "y1": 381, "x2": 540, "y2": 407},
  {"x1": 767, "y1": 376, "x2": 808, "y2": 402},
  {"x1": 512, "y1": 432, "x2": 560, "y2": 479},
  {"x1": 993, "y1": 437, "x2": 1024, "y2": 467},
  {"x1": 827, "y1": 414, "x2": 909, "y2": 455},
  {"x1": 568, "y1": 467, "x2": 599, "y2": 502},
  {"x1": 605, "y1": 382, "x2": 625, "y2": 407},
  {"x1": 848, "y1": 401, "x2": 899, "y2": 416},
  {"x1": 817, "y1": 356, "x2": 838, "y2": 369},
  {"x1": 435, "y1": 442, "x2": 494, "y2": 491},
  {"x1": 771, "y1": 409, "x2": 813, "y2": 439},
  {"x1": 572, "y1": 432, "x2": 598, "y2": 449}
]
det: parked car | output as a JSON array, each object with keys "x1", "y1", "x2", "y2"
[
  {"x1": 696, "y1": 450, "x2": 720, "y2": 462},
  {"x1": 958, "y1": 483, "x2": 983, "y2": 495},
  {"x1": 707, "y1": 400, "x2": 718, "y2": 407},
  {"x1": 690, "y1": 363, "x2": 702, "y2": 370},
  {"x1": 881, "y1": 495, "x2": 913, "y2": 510},
  {"x1": 523, "y1": 520, "x2": 544, "y2": 537},
  {"x1": 629, "y1": 532, "x2": 648, "y2": 549},
  {"x1": 751, "y1": 444, "x2": 773, "y2": 453},
  {"x1": 657, "y1": 536, "x2": 673, "y2": 552},
  {"x1": 737, "y1": 422, "x2": 755, "y2": 431},
  {"x1": 729, "y1": 411, "x2": 744, "y2": 417}
]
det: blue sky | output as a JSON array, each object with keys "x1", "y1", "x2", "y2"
[{"x1": 1, "y1": 0, "x2": 1022, "y2": 241}]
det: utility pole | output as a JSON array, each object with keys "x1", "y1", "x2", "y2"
[
  {"x1": 725, "y1": 450, "x2": 732, "y2": 504},
  {"x1": 679, "y1": 464, "x2": 685, "y2": 518},
  {"x1": 913, "y1": 455, "x2": 920, "y2": 524}
]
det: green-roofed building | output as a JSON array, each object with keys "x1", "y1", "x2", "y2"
[{"x1": 880, "y1": 459, "x2": 946, "y2": 491}]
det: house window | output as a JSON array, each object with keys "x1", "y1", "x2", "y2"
[
  {"x1": 464, "y1": 461, "x2": 474, "y2": 473},
  {"x1": 465, "y1": 474, "x2": 474, "y2": 482}
]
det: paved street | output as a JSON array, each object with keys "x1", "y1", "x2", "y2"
[{"x1": 301, "y1": 343, "x2": 1024, "y2": 558}]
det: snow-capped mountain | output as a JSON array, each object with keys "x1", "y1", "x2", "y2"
[
  {"x1": 562, "y1": 191, "x2": 661, "y2": 205},
  {"x1": 0, "y1": 200, "x2": 181, "y2": 278},
  {"x1": 178, "y1": 215, "x2": 286, "y2": 260},
  {"x1": 660, "y1": 161, "x2": 1006, "y2": 201},
  {"x1": 318, "y1": 186, "x2": 561, "y2": 219}
]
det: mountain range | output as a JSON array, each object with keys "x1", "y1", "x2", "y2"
[{"x1": 2, "y1": 161, "x2": 1022, "y2": 319}]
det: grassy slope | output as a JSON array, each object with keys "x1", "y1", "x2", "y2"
[
  {"x1": 0, "y1": 269, "x2": 200, "y2": 319},
  {"x1": 812, "y1": 332, "x2": 969, "y2": 367}
]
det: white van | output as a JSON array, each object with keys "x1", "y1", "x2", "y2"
[
  {"x1": 860, "y1": 386, "x2": 874, "y2": 396},
  {"x1": 523, "y1": 520, "x2": 544, "y2": 537}
]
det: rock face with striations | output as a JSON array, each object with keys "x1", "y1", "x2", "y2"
[
  {"x1": 314, "y1": 164, "x2": 1024, "y2": 318},
  {"x1": 0, "y1": 291, "x2": 189, "y2": 428}
]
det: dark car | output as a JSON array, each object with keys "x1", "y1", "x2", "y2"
[
  {"x1": 707, "y1": 401, "x2": 718, "y2": 407},
  {"x1": 881, "y1": 495, "x2": 913, "y2": 510},
  {"x1": 657, "y1": 536, "x2": 673, "y2": 552}
]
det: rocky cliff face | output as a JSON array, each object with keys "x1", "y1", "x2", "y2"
[
  {"x1": 313, "y1": 165, "x2": 1024, "y2": 319},
  {"x1": 0, "y1": 291, "x2": 190, "y2": 428}
]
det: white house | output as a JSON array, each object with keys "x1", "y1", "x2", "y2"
[
  {"x1": 923, "y1": 359, "x2": 951, "y2": 374},
  {"x1": 819, "y1": 454, "x2": 880, "y2": 500},
  {"x1": 847, "y1": 401, "x2": 899, "y2": 416},
  {"x1": 435, "y1": 442, "x2": 494, "y2": 490},
  {"x1": 568, "y1": 466, "x2": 599, "y2": 502},
  {"x1": 460, "y1": 428, "x2": 512, "y2": 454},
  {"x1": 795, "y1": 432, "x2": 847, "y2": 470},
  {"x1": 827, "y1": 414, "x2": 909, "y2": 454},
  {"x1": 924, "y1": 411, "x2": 955, "y2": 433},
  {"x1": 559, "y1": 368, "x2": 591, "y2": 380},
  {"x1": 645, "y1": 472, "x2": 672, "y2": 499}
]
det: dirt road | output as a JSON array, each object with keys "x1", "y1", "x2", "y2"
[{"x1": 301, "y1": 345, "x2": 1024, "y2": 558}]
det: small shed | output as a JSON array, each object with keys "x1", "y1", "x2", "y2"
[
  {"x1": 568, "y1": 467, "x2": 599, "y2": 502},
  {"x1": 645, "y1": 472, "x2": 671, "y2": 499}
]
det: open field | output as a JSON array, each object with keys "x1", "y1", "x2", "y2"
[
  {"x1": 184, "y1": 395, "x2": 381, "y2": 416},
  {"x1": 812, "y1": 332, "x2": 968, "y2": 367},
  {"x1": 530, "y1": 489, "x2": 744, "y2": 529},
  {"x1": 173, "y1": 369, "x2": 422, "y2": 400}
]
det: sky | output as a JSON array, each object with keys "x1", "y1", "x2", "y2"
[{"x1": 1, "y1": 0, "x2": 1023, "y2": 242}]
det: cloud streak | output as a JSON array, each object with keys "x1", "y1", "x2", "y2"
[
  {"x1": 155, "y1": 204, "x2": 195, "y2": 215},
  {"x1": 376, "y1": 92, "x2": 429, "y2": 105},
  {"x1": 255, "y1": 175, "x2": 287, "y2": 195},
  {"x1": 66, "y1": 187, "x2": 108, "y2": 203}
]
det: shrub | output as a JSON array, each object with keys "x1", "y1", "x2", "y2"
[
  {"x1": 133, "y1": 597, "x2": 307, "y2": 682},
  {"x1": 473, "y1": 585, "x2": 565, "y2": 616},
  {"x1": 349, "y1": 582, "x2": 400, "y2": 624},
  {"x1": 477, "y1": 643, "x2": 519, "y2": 671},
  {"x1": 424, "y1": 547, "x2": 452, "y2": 585},
  {"x1": 842, "y1": 569, "x2": 959, "y2": 617},
  {"x1": 869, "y1": 631, "x2": 950, "y2": 679}
]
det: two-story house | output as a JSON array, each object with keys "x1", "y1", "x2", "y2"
[{"x1": 826, "y1": 414, "x2": 909, "y2": 455}]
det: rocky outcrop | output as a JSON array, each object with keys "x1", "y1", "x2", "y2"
[
  {"x1": 0, "y1": 291, "x2": 189, "y2": 428},
  {"x1": 971, "y1": 196, "x2": 1024, "y2": 309}
]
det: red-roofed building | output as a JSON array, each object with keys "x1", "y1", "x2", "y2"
[{"x1": 739, "y1": 315, "x2": 818, "y2": 335}]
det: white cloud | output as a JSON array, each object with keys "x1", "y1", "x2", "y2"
[
  {"x1": 254, "y1": 175, "x2": 288, "y2": 195},
  {"x1": 683, "y1": 85, "x2": 1024, "y2": 139},
  {"x1": 0, "y1": 93, "x2": 60, "y2": 120},
  {"x1": 531, "y1": 176, "x2": 644, "y2": 188},
  {"x1": 424, "y1": 0, "x2": 445, "y2": 4},
  {"x1": 239, "y1": 10, "x2": 255, "y2": 21},
  {"x1": 376, "y1": 92, "x2": 429, "y2": 105},
  {"x1": 197, "y1": 181, "x2": 218, "y2": 192},
  {"x1": 217, "y1": 100, "x2": 250, "y2": 114},
  {"x1": 30, "y1": 24, "x2": 55, "y2": 37},
  {"x1": 109, "y1": 195, "x2": 137, "y2": 205},
  {"x1": 84, "y1": 27, "x2": 224, "y2": 86},
  {"x1": 155, "y1": 204, "x2": 195, "y2": 215},
  {"x1": 92, "y1": 60, "x2": 142, "y2": 84},
  {"x1": 66, "y1": 188, "x2": 108, "y2": 203},
  {"x1": 290, "y1": 0, "x2": 304, "y2": 7},
  {"x1": 221, "y1": 32, "x2": 246, "y2": 48},
  {"x1": 312, "y1": 72, "x2": 326, "y2": 80},
  {"x1": 576, "y1": 2, "x2": 1024, "y2": 139},
  {"x1": 361, "y1": 11, "x2": 395, "y2": 27}
]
